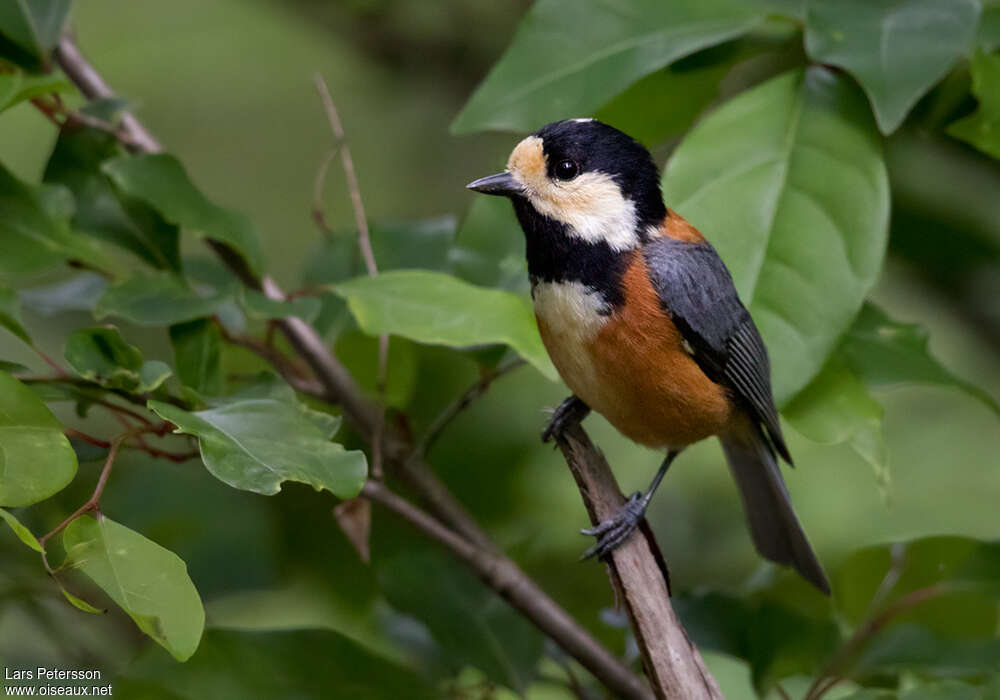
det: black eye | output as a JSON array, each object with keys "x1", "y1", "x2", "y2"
[{"x1": 554, "y1": 159, "x2": 579, "y2": 181}]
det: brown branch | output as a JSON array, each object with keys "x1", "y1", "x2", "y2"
[
  {"x1": 555, "y1": 425, "x2": 723, "y2": 700},
  {"x1": 53, "y1": 36, "x2": 664, "y2": 700},
  {"x1": 363, "y1": 480, "x2": 653, "y2": 700}
]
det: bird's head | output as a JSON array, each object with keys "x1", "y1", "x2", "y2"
[{"x1": 467, "y1": 119, "x2": 666, "y2": 252}]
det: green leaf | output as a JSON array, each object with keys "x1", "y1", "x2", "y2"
[
  {"x1": 63, "y1": 327, "x2": 172, "y2": 393},
  {"x1": 96, "y1": 271, "x2": 226, "y2": 326},
  {"x1": 0, "y1": 507, "x2": 42, "y2": 551},
  {"x1": 0, "y1": 70, "x2": 72, "y2": 113},
  {"x1": 64, "y1": 326, "x2": 142, "y2": 384},
  {"x1": 237, "y1": 288, "x2": 321, "y2": 323},
  {"x1": 0, "y1": 161, "x2": 118, "y2": 282},
  {"x1": 979, "y1": 3, "x2": 1000, "y2": 51},
  {"x1": 805, "y1": 0, "x2": 980, "y2": 133},
  {"x1": 102, "y1": 154, "x2": 264, "y2": 276},
  {"x1": 0, "y1": 371, "x2": 77, "y2": 506},
  {"x1": 370, "y1": 216, "x2": 456, "y2": 272},
  {"x1": 784, "y1": 354, "x2": 888, "y2": 489},
  {"x1": 62, "y1": 514, "x2": 205, "y2": 661},
  {"x1": 663, "y1": 67, "x2": 889, "y2": 404},
  {"x1": 169, "y1": 320, "x2": 222, "y2": 396},
  {"x1": 841, "y1": 304, "x2": 1000, "y2": 414},
  {"x1": 117, "y1": 628, "x2": 436, "y2": 700},
  {"x1": 147, "y1": 375, "x2": 367, "y2": 498},
  {"x1": 20, "y1": 273, "x2": 108, "y2": 316},
  {"x1": 451, "y1": 0, "x2": 763, "y2": 133},
  {"x1": 379, "y1": 550, "x2": 544, "y2": 693},
  {"x1": 948, "y1": 50, "x2": 1000, "y2": 160},
  {"x1": 0, "y1": 285, "x2": 31, "y2": 345},
  {"x1": 58, "y1": 586, "x2": 105, "y2": 614},
  {"x1": 331, "y1": 269, "x2": 557, "y2": 380},
  {"x1": 43, "y1": 127, "x2": 181, "y2": 271},
  {"x1": 0, "y1": 0, "x2": 71, "y2": 66}
]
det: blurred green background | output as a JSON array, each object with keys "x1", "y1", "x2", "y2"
[{"x1": 1, "y1": 1, "x2": 999, "y2": 698}]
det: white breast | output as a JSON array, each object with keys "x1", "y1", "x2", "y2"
[{"x1": 532, "y1": 281, "x2": 610, "y2": 401}]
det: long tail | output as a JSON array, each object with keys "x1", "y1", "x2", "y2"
[{"x1": 720, "y1": 426, "x2": 830, "y2": 594}]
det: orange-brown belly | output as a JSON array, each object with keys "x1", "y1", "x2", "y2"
[{"x1": 534, "y1": 257, "x2": 734, "y2": 448}]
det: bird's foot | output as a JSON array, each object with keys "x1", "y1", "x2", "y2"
[
  {"x1": 542, "y1": 396, "x2": 590, "y2": 444},
  {"x1": 580, "y1": 491, "x2": 648, "y2": 561}
]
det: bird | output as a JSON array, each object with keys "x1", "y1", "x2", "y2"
[{"x1": 466, "y1": 118, "x2": 829, "y2": 594}]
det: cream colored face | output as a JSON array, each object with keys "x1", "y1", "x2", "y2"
[{"x1": 505, "y1": 136, "x2": 640, "y2": 251}]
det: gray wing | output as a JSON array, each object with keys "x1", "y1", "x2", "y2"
[{"x1": 643, "y1": 238, "x2": 791, "y2": 464}]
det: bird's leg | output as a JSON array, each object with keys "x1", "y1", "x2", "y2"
[
  {"x1": 542, "y1": 395, "x2": 591, "y2": 443},
  {"x1": 581, "y1": 449, "x2": 681, "y2": 561}
]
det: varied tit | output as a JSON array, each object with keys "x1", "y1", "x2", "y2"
[{"x1": 467, "y1": 118, "x2": 829, "y2": 594}]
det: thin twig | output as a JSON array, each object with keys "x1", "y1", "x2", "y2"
[
  {"x1": 38, "y1": 432, "x2": 129, "y2": 548},
  {"x1": 312, "y1": 73, "x2": 388, "y2": 480},
  {"x1": 415, "y1": 359, "x2": 526, "y2": 459}
]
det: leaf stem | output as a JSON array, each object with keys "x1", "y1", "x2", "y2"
[{"x1": 38, "y1": 433, "x2": 128, "y2": 548}]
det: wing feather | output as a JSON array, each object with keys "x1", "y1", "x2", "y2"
[{"x1": 643, "y1": 238, "x2": 791, "y2": 463}]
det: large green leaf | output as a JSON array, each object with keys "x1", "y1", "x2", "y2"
[
  {"x1": 169, "y1": 319, "x2": 222, "y2": 396},
  {"x1": 117, "y1": 628, "x2": 436, "y2": 699},
  {"x1": 805, "y1": 0, "x2": 980, "y2": 133},
  {"x1": 0, "y1": 70, "x2": 72, "y2": 113},
  {"x1": 147, "y1": 376, "x2": 367, "y2": 498},
  {"x1": 102, "y1": 154, "x2": 264, "y2": 275},
  {"x1": 44, "y1": 127, "x2": 181, "y2": 270},
  {"x1": 663, "y1": 67, "x2": 889, "y2": 404},
  {"x1": 64, "y1": 327, "x2": 172, "y2": 393},
  {"x1": 378, "y1": 550, "x2": 545, "y2": 693},
  {"x1": 0, "y1": 0, "x2": 71, "y2": 67},
  {"x1": 0, "y1": 285, "x2": 31, "y2": 345},
  {"x1": 0, "y1": 371, "x2": 76, "y2": 507},
  {"x1": 948, "y1": 50, "x2": 1000, "y2": 161},
  {"x1": 0, "y1": 162, "x2": 118, "y2": 282},
  {"x1": 331, "y1": 269, "x2": 556, "y2": 380},
  {"x1": 95, "y1": 271, "x2": 226, "y2": 326},
  {"x1": 451, "y1": 0, "x2": 763, "y2": 133},
  {"x1": 62, "y1": 514, "x2": 205, "y2": 661}
]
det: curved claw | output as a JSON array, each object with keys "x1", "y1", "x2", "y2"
[
  {"x1": 580, "y1": 492, "x2": 647, "y2": 561},
  {"x1": 542, "y1": 396, "x2": 591, "y2": 444}
]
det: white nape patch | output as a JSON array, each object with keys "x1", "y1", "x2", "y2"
[
  {"x1": 532, "y1": 281, "x2": 609, "y2": 397},
  {"x1": 646, "y1": 223, "x2": 664, "y2": 239},
  {"x1": 568, "y1": 117, "x2": 594, "y2": 123}
]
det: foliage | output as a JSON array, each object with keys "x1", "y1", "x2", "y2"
[{"x1": 0, "y1": 0, "x2": 998, "y2": 698}]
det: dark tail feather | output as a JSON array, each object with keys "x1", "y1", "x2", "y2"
[{"x1": 721, "y1": 428, "x2": 830, "y2": 594}]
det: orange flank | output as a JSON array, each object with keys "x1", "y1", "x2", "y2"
[{"x1": 585, "y1": 252, "x2": 731, "y2": 447}]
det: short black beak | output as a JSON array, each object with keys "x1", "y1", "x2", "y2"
[{"x1": 466, "y1": 171, "x2": 524, "y2": 197}]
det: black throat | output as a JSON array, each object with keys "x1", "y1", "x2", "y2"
[{"x1": 512, "y1": 197, "x2": 631, "y2": 310}]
